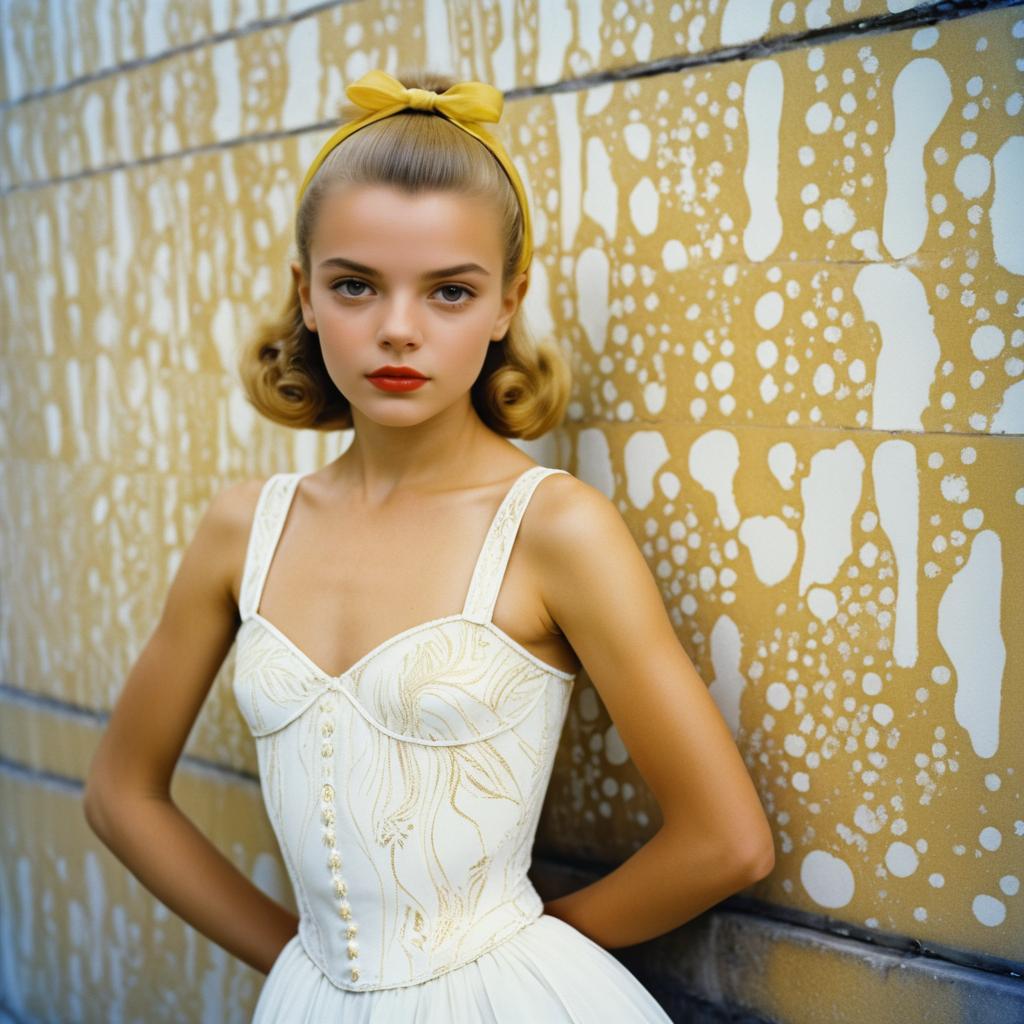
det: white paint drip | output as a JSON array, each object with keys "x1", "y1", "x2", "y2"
[
  {"x1": 536, "y1": 0, "x2": 573, "y2": 83},
  {"x1": 721, "y1": 0, "x2": 774, "y2": 45},
  {"x1": 689, "y1": 430, "x2": 741, "y2": 530},
  {"x1": 629, "y1": 177, "x2": 659, "y2": 235},
  {"x1": 853, "y1": 265, "x2": 940, "y2": 431},
  {"x1": 782, "y1": 737, "x2": 806, "y2": 761},
  {"x1": 662, "y1": 239, "x2": 688, "y2": 271},
  {"x1": 768, "y1": 442, "x2": 797, "y2": 489},
  {"x1": 806, "y1": 101, "x2": 832, "y2": 135},
  {"x1": 953, "y1": 153, "x2": 991, "y2": 200},
  {"x1": 282, "y1": 19, "x2": 319, "y2": 130},
  {"x1": 937, "y1": 530, "x2": 1006, "y2": 759},
  {"x1": 522, "y1": 257, "x2": 555, "y2": 342},
  {"x1": 578, "y1": 686, "x2": 600, "y2": 722},
  {"x1": 575, "y1": 247, "x2": 610, "y2": 355},
  {"x1": 873, "y1": 440, "x2": 919, "y2": 668},
  {"x1": 583, "y1": 83, "x2": 613, "y2": 116},
  {"x1": 707, "y1": 615, "x2": 745, "y2": 737},
  {"x1": 576, "y1": 428, "x2": 614, "y2": 497},
  {"x1": 807, "y1": 587, "x2": 838, "y2": 622},
  {"x1": 583, "y1": 137, "x2": 617, "y2": 238},
  {"x1": 553, "y1": 91, "x2": 581, "y2": 252},
  {"x1": 973, "y1": 893, "x2": 1007, "y2": 927},
  {"x1": 851, "y1": 228, "x2": 883, "y2": 261},
  {"x1": 742, "y1": 60, "x2": 783, "y2": 260},
  {"x1": 940, "y1": 473, "x2": 968, "y2": 504},
  {"x1": 991, "y1": 380, "x2": 1024, "y2": 434},
  {"x1": 624, "y1": 122, "x2": 651, "y2": 161},
  {"x1": 912, "y1": 26, "x2": 940, "y2": 50},
  {"x1": 822, "y1": 197, "x2": 856, "y2": 235},
  {"x1": 604, "y1": 723, "x2": 629, "y2": 765},
  {"x1": 738, "y1": 516, "x2": 798, "y2": 586},
  {"x1": 576, "y1": 0, "x2": 601, "y2": 68},
  {"x1": 754, "y1": 291, "x2": 784, "y2": 330},
  {"x1": 854, "y1": 804, "x2": 886, "y2": 835},
  {"x1": 882, "y1": 59, "x2": 952, "y2": 258},
  {"x1": 885, "y1": 841, "x2": 919, "y2": 877},
  {"x1": 623, "y1": 432, "x2": 671, "y2": 509},
  {"x1": 83, "y1": 92, "x2": 106, "y2": 166},
  {"x1": 659, "y1": 472, "x2": 681, "y2": 500},
  {"x1": 798, "y1": 441, "x2": 865, "y2": 596},
  {"x1": 970, "y1": 325, "x2": 1005, "y2": 361},
  {"x1": 211, "y1": 41, "x2": 241, "y2": 140},
  {"x1": 491, "y1": 2, "x2": 515, "y2": 86},
  {"x1": 644, "y1": 382, "x2": 667, "y2": 414},
  {"x1": 801, "y1": 849, "x2": 855, "y2": 908},
  {"x1": 990, "y1": 136, "x2": 1024, "y2": 274},
  {"x1": 766, "y1": 682, "x2": 791, "y2": 711},
  {"x1": 979, "y1": 826, "x2": 1002, "y2": 852},
  {"x1": 805, "y1": 0, "x2": 831, "y2": 29}
]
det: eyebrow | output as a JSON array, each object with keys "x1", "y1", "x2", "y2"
[{"x1": 317, "y1": 256, "x2": 491, "y2": 278}]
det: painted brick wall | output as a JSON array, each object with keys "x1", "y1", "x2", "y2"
[{"x1": 1, "y1": 2, "x2": 1021, "y2": 1021}]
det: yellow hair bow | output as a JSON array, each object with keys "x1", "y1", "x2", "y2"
[{"x1": 295, "y1": 70, "x2": 533, "y2": 277}]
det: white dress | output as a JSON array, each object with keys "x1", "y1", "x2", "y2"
[{"x1": 232, "y1": 465, "x2": 673, "y2": 1021}]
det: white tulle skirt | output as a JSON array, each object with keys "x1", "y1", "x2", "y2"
[{"x1": 252, "y1": 913, "x2": 672, "y2": 1022}]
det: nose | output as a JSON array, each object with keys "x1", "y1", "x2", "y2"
[{"x1": 375, "y1": 291, "x2": 422, "y2": 352}]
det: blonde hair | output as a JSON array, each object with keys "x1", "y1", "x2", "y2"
[{"x1": 238, "y1": 69, "x2": 571, "y2": 440}]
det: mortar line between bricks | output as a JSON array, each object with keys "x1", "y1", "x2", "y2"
[
  {"x1": 0, "y1": 0, "x2": 359, "y2": 112},
  {"x1": 0, "y1": 682, "x2": 260, "y2": 787},
  {"x1": 2, "y1": 0, "x2": 1021, "y2": 198},
  {"x1": 532, "y1": 854, "x2": 1024, "y2": 981}
]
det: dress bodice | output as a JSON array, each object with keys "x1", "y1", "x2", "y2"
[{"x1": 232, "y1": 465, "x2": 578, "y2": 991}]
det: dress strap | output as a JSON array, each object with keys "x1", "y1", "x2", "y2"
[
  {"x1": 462, "y1": 465, "x2": 570, "y2": 626},
  {"x1": 237, "y1": 472, "x2": 304, "y2": 621}
]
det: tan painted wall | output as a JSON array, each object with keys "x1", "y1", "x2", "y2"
[{"x1": 2, "y1": 1, "x2": 1021, "y2": 1021}]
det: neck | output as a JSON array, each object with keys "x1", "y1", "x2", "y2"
[{"x1": 332, "y1": 395, "x2": 499, "y2": 503}]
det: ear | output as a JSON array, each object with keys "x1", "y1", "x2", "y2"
[
  {"x1": 290, "y1": 260, "x2": 317, "y2": 333},
  {"x1": 491, "y1": 270, "x2": 530, "y2": 341}
]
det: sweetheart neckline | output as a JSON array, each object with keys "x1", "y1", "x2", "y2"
[{"x1": 247, "y1": 611, "x2": 578, "y2": 683}]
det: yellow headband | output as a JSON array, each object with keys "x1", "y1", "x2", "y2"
[{"x1": 295, "y1": 70, "x2": 533, "y2": 278}]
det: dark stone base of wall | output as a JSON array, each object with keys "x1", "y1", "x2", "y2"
[{"x1": 530, "y1": 858, "x2": 1024, "y2": 1024}]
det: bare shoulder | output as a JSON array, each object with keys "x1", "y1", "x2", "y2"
[
  {"x1": 203, "y1": 477, "x2": 273, "y2": 608},
  {"x1": 522, "y1": 470, "x2": 629, "y2": 556},
  {"x1": 518, "y1": 466, "x2": 776, "y2": 865},
  {"x1": 161, "y1": 476, "x2": 273, "y2": 617},
  {"x1": 84, "y1": 474, "x2": 275, "y2": 808},
  {"x1": 519, "y1": 469, "x2": 642, "y2": 619},
  {"x1": 210, "y1": 475, "x2": 269, "y2": 526}
]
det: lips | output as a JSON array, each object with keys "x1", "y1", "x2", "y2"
[
  {"x1": 367, "y1": 365, "x2": 428, "y2": 379},
  {"x1": 368, "y1": 376, "x2": 427, "y2": 392}
]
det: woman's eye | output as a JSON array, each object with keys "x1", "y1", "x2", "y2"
[
  {"x1": 331, "y1": 279, "x2": 471, "y2": 305},
  {"x1": 333, "y1": 278, "x2": 371, "y2": 297},
  {"x1": 436, "y1": 284, "x2": 472, "y2": 305}
]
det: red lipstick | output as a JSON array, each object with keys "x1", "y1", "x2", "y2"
[{"x1": 366, "y1": 364, "x2": 429, "y2": 393}]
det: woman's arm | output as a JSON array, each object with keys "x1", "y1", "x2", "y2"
[
  {"x1": 528, "y1": 474, "x2": 776, "y2": 950},
  {"x1": 83, "y1": 479, "x2": 298, "y2": 975}
]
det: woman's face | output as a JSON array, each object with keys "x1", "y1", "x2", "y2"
[{"x1": 292, "y1": 183, "x2": 527, "y2": 429}]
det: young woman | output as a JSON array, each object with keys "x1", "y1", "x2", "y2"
[{"x1": 85, "y1": 68, "x2": 774, "y2": 1021}]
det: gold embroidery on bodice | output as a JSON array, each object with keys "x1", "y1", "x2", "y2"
[{"x1": 233, "y1": 466, "x2": 576, "y2": 991}]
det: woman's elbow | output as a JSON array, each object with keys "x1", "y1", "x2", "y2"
[
  {"x1": 746, "y1": 842, "x2": 776, "y2": 882},
  {"x1": 82, "y1": 774, "x2": 112, "y2": 839},
  {"x1": 82, "y1": 756, "x2": 127, "y2": 841},
  {"x1": 733, "y1": 831, "x2": 776, "y2": 884}
]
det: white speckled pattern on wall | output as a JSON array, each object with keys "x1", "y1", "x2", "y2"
[{"x1": 1, "y1": 1, "x2": 1021, "y2": 1021}]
